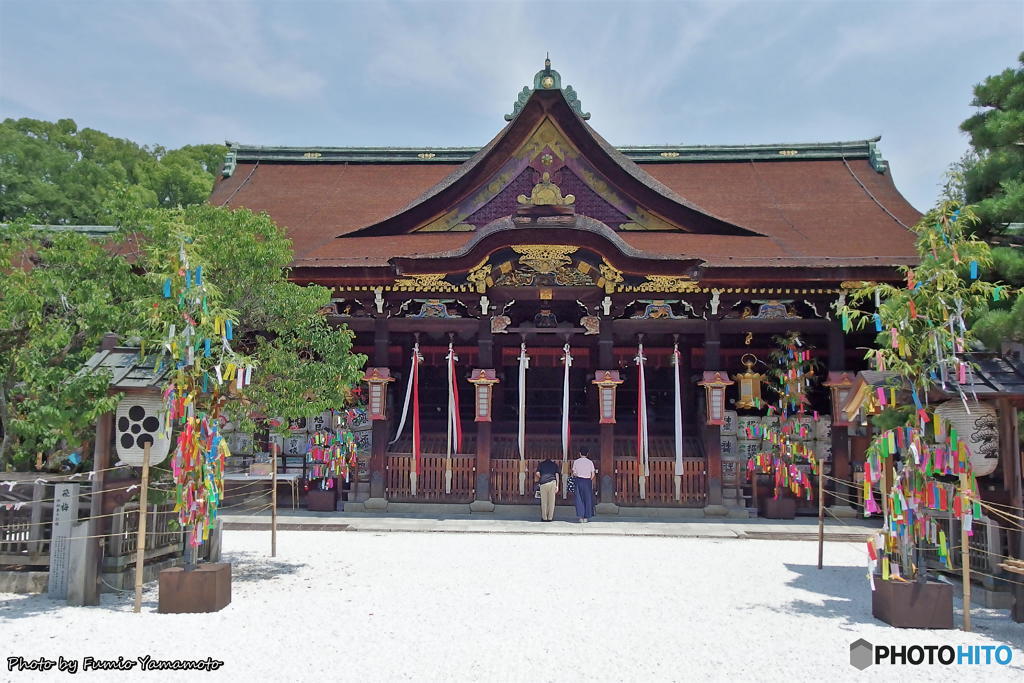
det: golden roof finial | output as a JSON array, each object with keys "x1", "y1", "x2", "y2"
[{"x1": 545, "y1": 52, "x2": 551, "y2": 71}]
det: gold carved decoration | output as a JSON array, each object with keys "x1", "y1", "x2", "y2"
[
  {"x1": 841, "y1": 280, "x2": 874, "y2": 290},
  {"x1": 633, "y1": 275, "x2": 701, "y2": 293},
  {"x1": 418, "y1": 169, "x2": 518, "y2": 232},
  {"x1": 392, "y1": 273, "x2": 458, "y2": 292},
  {"x1": 511, "y1": 245, "x2": 578, "y2": 274},
  {"x1": 467, "y1": 259, "x2": 491, "y2": 294},
  {"x1": 517, "y1": 118, "x2": 578, "y2": 162},
  {"x1": 494, "y1": 246, "x2": 592, "y2": 288},
  {"x1": 517, "y1": 172, "x2": 575, "y2": 207},
  {"x1": 597, "y1": 259, "x2": 624, "y2": 294}
]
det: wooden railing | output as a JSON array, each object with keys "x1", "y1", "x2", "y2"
[
  {"x1": 615, "y1": 457, "x2": 707, "y2": 507},
  {"x1": 383, "y1": 433, "x2": 707, "y2": 507},
  {"x1": 385, "y1": 455, "x2": 475, "y2": 502},
  {"x1": 490, "y1": 458, "x2": 556, "y2": 505},
  {"x1": 104, "y1": 502, "x2": 183, "y2": 572},
  {"x1": 0, "y1": 506, "x2": 52, "y2": 567}
]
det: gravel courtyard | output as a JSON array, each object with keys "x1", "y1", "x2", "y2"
[{"x1": 3, "y1": 529, "x2": 1023, "y2": 682}]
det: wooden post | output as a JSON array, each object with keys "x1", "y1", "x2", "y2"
[
  {"x1": 133, "y1": 442, "x2": 152, "y2": 613},
  {"x1": 817, "y1": 461, "x2": 825, "y2": 569},
  {"x1": 271, "y1": 442, "x2": 278, "y2": 558},
  {"x1": 997, "y1": 399, "x2": 1023, "y2": 623},
  {"x1": 959, "y1": 471, "x2": 972, "y2": 632},
  {"x1": 703, "y1": 321, "x2": 723, "y2": 507}
]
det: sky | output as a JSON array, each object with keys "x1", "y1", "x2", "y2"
[{"x1": 0, "y1": 0, "x2": 1021, "y2": 212}]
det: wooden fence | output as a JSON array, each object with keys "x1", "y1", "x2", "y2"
[
  {"x1": 0, "y1": 506, "x2": 52, "y2": 567},
  {"x1": 385, "y1": 455, "x2": 476, "y2": 502},
  {"x1": 490, "y1": 458, "x2": 554, "y2": 505},
  {"x1": 615, "y1": 457, "x2": 707, "y2": 506},
  {"x1": 104, "y1": 502, "x2": 183, "y2": 572}
]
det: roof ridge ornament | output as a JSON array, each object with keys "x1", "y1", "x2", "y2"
[{"x1": 504, "y1": 55, "x2": 591, "y2": 121}]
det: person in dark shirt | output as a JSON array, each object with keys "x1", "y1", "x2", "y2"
[{"x1": 535, "y1": 458, "x2": 559, "y2": 521}]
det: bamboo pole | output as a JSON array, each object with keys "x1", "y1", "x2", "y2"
[
  {"x1": 817, "y1": 460, "x2": 825, "y2": 570},
  {"x1": 959, "y1": 471, "x2": 972, "y2": 632},
  {"x1": 133, "y1": 442, "x2": 152, "y2": 613},
  {"x1": 271, "y1": 443, "x2": 278, "y2": 558}
]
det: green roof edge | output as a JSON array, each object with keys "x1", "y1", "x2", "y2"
[{"x1": 221, "y1": 136, "x2": 889, "y2": 178}]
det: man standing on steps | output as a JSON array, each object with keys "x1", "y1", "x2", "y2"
[
  {"x1": 535, "y1": 457, "x2": 559, "y2": 522},
  {"x1": 572, "y1": 447, "x2": 596, "y2": 522}
]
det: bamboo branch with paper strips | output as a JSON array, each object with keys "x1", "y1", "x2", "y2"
[
  {"x1": 143, "y1": 230, "x2": 254, "y2": 554},
  {"x1": 838, "y1": 201, "x2": 1013, "y2": 628},
  {"x1": 745, "y1": 332, "x2": 822, "y2": 505}
]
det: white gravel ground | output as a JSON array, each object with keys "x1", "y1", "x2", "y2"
[{"x1": 2, "y1": 530, "x2": 1023, "y2": 682}]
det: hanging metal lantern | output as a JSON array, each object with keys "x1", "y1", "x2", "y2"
[
  {"x1": 468, "y1": 369, "x2": 500, "y2": 422},
  {"x1": 698, "y1": 371, "x2": 735, "y2": 426},
  {"x1": 732, "y1": 353, "x2": 765, "y2": 410},
  {"x1": 592, "y1": 370, "x2": 623, "y2": 424},
  {"x1": 362, "y1": 367, "x2": 394, "y2": 421}
]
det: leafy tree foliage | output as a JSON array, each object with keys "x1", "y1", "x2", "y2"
[
  {"x1": 956, "y1": 54, "x2": 1024, "y2": 347},
  {"x1": 126, "y1": 205, "x2": 366, "y2": 436},
  {"x1": 960, "y1": 53, "x2": 1024, "y2": 237},
  {"x1": 0, "y1": 118, "x2": 225, "y2": 224},
  {"x1": 0, "y1": 221, "x2": 140, "y2": 470}
]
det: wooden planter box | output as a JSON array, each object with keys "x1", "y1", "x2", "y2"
[
  {"x1": 871, "y1": 578, "x2": 953, "y2": 629},
  {"x1": 305, "y1": 487, "x2": 337, "y2": 512},
  {"x1": 158, "y1": 563, "x2": 231, "y2": 613},
  {"x1": 761, "y1": 493, "x2": 797, "y2": 519}
]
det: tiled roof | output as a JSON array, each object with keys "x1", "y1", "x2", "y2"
[{"x1": 212, "y1": 154, "x2": 920, "y2": 268}]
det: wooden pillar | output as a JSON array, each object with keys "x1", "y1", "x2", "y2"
[
  {"x1": 473, "y1": 320, "x2": 495, "y2": 509},
  {"x1": 368, "y1": 318, "x2": 390, "y2": 503},
  {"x1": 703, "y1": 321, "x2": 724, "y2": 507},
  {"x1": 598, "y1": 322, "x2": 615, "y2": 505},
  {"x1": 827, "y1": 319, "x2": 852, "y2": 506},
  {"x1": 84, "y1": 411, "x2": 111, "y2": 606},
  {"x1": 999, "y1": 399, "x2": 1023, "y2": 623}
]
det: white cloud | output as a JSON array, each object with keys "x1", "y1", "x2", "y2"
[{"x1": 126, "y1": 0, "x2": 326, "y2": 100}]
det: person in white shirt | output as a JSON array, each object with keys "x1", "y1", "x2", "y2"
[{"x1": 571, "y1": 447, "x2": 596, "y2": 522}]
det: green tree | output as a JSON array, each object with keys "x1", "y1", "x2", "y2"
[
  {"x1": 126, "y1": 205, "x2": 366, "y2": 435},
  {"x1": 958, "y1": 55, "x2": 1024, "y2": 346},
  {"x1": 0, "y1": 221, "x2": 140, "y2": 470},
  {"x1": 0, "y1": 118, "x2": 225, "y2": 224},
  {"x1": 960, "y1": 53, "x2": 1024, "y2": 237}
]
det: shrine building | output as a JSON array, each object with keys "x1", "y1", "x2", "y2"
[{"x1": 210, "y1": 59, "x2": 922, "y2": 514}]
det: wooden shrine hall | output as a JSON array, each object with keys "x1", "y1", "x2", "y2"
[{"x1": 210, "y1": 59, "x2": 922, "y2": 513}]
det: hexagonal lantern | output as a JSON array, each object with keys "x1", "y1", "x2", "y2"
[
  {"x1": 592, "y1": 370, "x2": 623, "y2": 424},
  {"x1": 824, "y1": 371, "x2": 855, "y2": 427},
  {"x1": 362, "y1": 367, "x2": 395, "y2": 421},
  {"x1": 732, "y1": 353, "x2": 766, "y2": 410},
  {"x1": 467, "y1": 369, "x2": 500, "y2": 422},
  {"x1": 698, "y1": 371, "x2": 735, "y2": 426}
]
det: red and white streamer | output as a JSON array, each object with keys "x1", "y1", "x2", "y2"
[
  {"x1": 517, "y1": 343, "x2": 530, "y2": 495},
  {"x1": 561, "y1": 343, "x2": 573, "y2": 499},
  {"x1": 672, "y1": 344, "x2": 684, "y2": 500},
  {"x1": 411, "y1": 348, "x2": 421, "y2": 496},
  {"x1": 389, "y1": 344, "x2": 419, "y2": 445},
  {"x1": 444, "y1": 343, "x2": 462, "y2": 494},
  {"x1": 636, "y1": 342, "x2": 650, "y2": 499}
]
